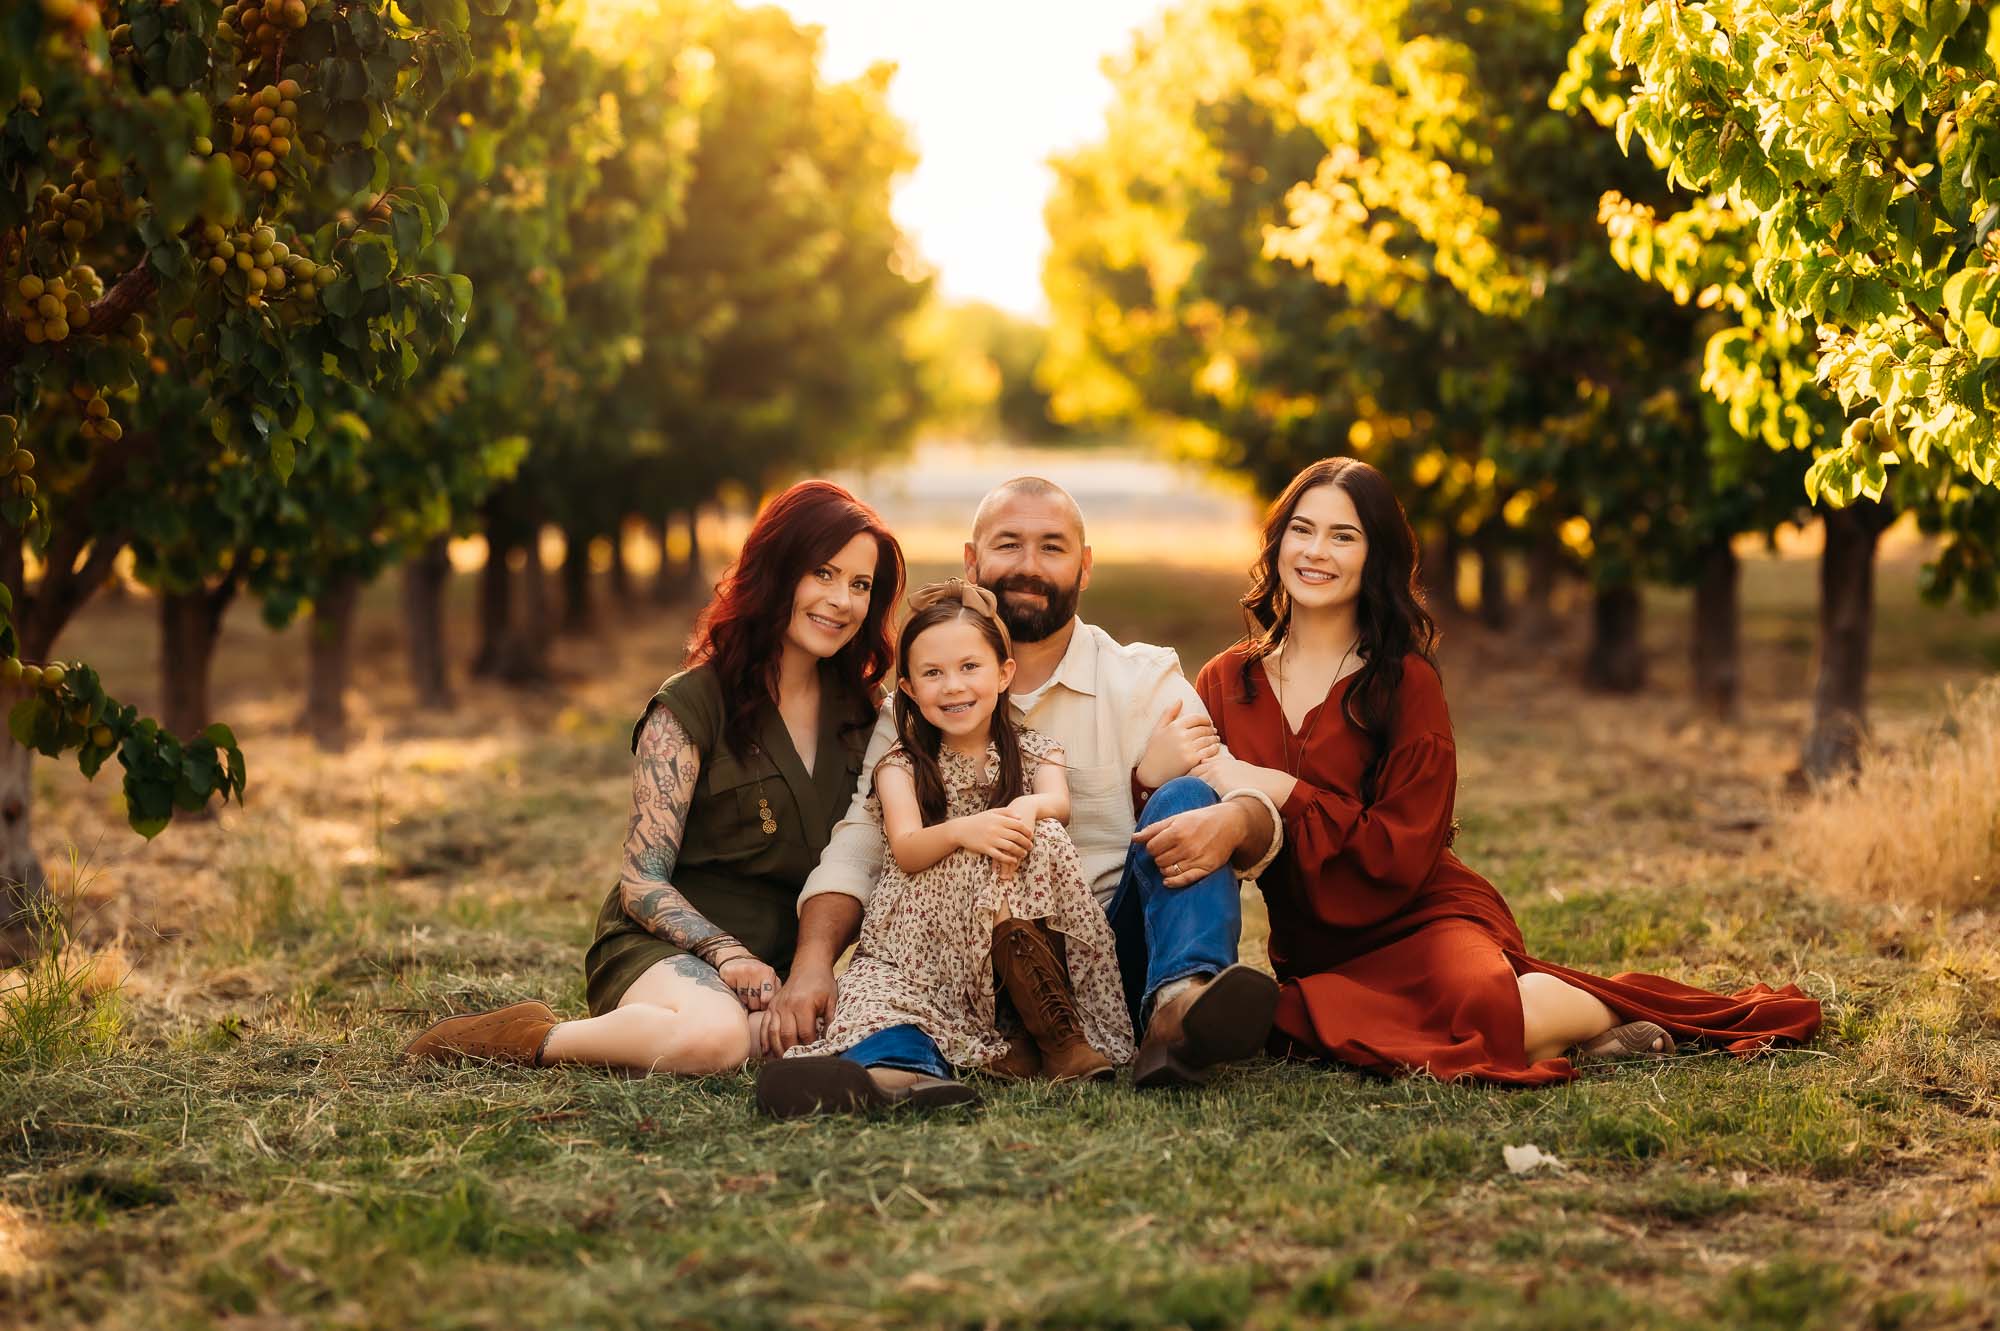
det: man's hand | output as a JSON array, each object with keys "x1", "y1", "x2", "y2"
[
  {"x1": 717, "y1": 954, "x2": 780, "y2": 1011},
  {"x1": 1131, "y1": 799, "x2": 1248, "y2": 888},
  {"x1": 1135, "y1": 699, "x2": 1222, "y2": 790},
  {"x1": 766, "y1": 962, "x2": 837, "y2": 1055}
]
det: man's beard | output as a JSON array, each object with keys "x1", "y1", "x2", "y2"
[{"x1": 978, "y1": 571, "x2": 1083, "y2": 644}]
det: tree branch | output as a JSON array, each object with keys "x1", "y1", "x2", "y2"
[
  {"x1": 0, "y1": 263, "x2": 159, "y2": 384},
  {"x1": 18, "y1": 429, "x2": 150, "y2": 659}
]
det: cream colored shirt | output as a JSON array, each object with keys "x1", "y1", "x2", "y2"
[{"x1": 798, "y1": 618, "x2": 1283, "y2": 911}]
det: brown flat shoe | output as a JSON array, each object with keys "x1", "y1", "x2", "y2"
[
  {"x1": 755, "y1": 1056, "x2": 980, "y2": 1118},
  {"x1": 1575, "y1": 1020, "x2": 1675, "y2": 1063},
  {"x1": 403, "y1": 1000, "x2": 558, "y2": 1066},
  {"x1": 1132, "y1": 964, "x2": 1279, "y2": 1090}
]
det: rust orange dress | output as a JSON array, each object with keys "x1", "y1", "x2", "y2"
[{"x1": 1195, "y1": 646, "x2": 1822, "y2": 1086}]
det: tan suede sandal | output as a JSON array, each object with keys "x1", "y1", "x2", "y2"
[{"x1": 1574, "y1": 1020, "x2": 1675, "y2": 1064}]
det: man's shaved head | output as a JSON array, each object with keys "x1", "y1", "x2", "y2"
[
  {"x1": 970, "y1": 477, "x2": 1085, "y2": 546},
  {"x1": 965, "y1": 477, "x2": 1092, "y2": 643}
]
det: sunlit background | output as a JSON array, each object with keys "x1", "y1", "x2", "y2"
[{"x1": 771, "y1": 0, "x2": 1169, "y2": 316}]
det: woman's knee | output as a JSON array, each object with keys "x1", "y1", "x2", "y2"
[
  {"x1": 1139, "y1": 776, "x2": 1218, "y2": 825},
  {"x1": 677, "y1": 1004, "x2": 753, "y2": 1075}
]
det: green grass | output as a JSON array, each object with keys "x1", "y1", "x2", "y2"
[{"x1": 5, "y1": 555, "x2": 2000, "y2": 1328}]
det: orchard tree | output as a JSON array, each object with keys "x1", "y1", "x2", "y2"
[
  {"x1": 1569, "y1": 1, "x2": 2000, "y2": 769},
  {"x1": 0, "y1": 0, "x2": 475, "y2": 940},
  {"x1": 1583, "y1": 0, "x2": 2000, "y2": 500},
  {"x1": 602, "y1": 0, "x2": 925, "y2": 622},
  {"x1": 1039, "y1": 0, "x2": 1476, "y2": 583}
]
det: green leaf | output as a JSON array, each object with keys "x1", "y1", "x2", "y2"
[
  {"x1": 443, "y1": 273, "x2": 473, "y2": 345},
  {"x1": 321, "y1": 278, "x2": 362, "y2": 318},
  {"x1": 326, "y1": 100, "x2": 370, "y2": 145},
  {"x1": 352, "y1": 237, "x2": 395, "y2": 291},
  {"x1": 271, "y1": 435, "x2": 297, "y2": 482},
  {"x1": 1943, "y1": 269, "x2": 1979, "y2": 321},
  {"x1": 201, "y1": 723, "x2": 239, "y2": 748},
  {"x1": 8, "y1": 698, "x2": 39, "y2": 749}
]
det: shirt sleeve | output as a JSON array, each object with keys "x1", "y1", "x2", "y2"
[
  {"x1": 1278, "y1": 727, "x2": 1457, "y2": 929},
  {"x1": 797, "y1": 699, "x2": 898, "y2": 912}
]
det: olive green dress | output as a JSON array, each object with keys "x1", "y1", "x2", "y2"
[{"x1": 582, "y1": 661, "x2": 872, "y2": 1016}]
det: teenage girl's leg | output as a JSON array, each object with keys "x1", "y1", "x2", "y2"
[
  {"x1": 540, "y1": 956, "x2": 753, "y2": 1075},
  {"x1": 1516, "y1": 971, "x2": 1665, "y2": 1062}
]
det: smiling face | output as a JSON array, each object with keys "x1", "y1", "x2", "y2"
[
  {"x1": 783, "y1": 532, "x2": 879, "y2": 662},
  {"x1": 897, "y1": 615, "x2": 1016, "y2": 745},
  {"x1": 964, "y1": 489, "x2": 1091, "y2": 644},
  {"x1": 1277, "y1": 482, "x2": 1368, "y2": 615}
]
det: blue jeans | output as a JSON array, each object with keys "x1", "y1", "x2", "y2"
[{"x1": 844, "y1": 776, "x2": 1242, "y2": 1078}]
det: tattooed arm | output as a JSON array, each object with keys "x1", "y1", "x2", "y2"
[{"x1": 618, "y1": 706, "x2": 779, "y2": 1011}]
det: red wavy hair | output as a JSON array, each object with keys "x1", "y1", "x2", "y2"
[{"x1": 685, "y1": 480, "x2": 904, "y2": 758}]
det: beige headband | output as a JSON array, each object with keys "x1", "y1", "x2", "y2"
[{"x1": 907, "y1": 578, "x2": 1012, "y2": 656}]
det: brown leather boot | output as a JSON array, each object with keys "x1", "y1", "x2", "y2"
[
  {"x1": 992, "y1": 919, "x2": 1113, "y2": 1083},
  {"x1": 404, "y1": 1000, "x2": 558, "y2": 1066}
]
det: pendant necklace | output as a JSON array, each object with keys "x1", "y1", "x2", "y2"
[{"x1": 1276, "y1": 636, "x2": 1358, "y2": 776}]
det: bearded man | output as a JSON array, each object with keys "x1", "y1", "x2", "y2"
[{"x1": 754, "y1": 477, "x2": 1285, "y2": 1115}]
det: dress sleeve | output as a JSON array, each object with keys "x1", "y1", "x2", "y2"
[
  {"x1": 1194, "y1": 655, "x2": 1230, "y2": 745},
  {"x1": 1279, "y1": 728, "x2": 1457, "y2": 928}
]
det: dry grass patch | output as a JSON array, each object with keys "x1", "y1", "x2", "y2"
[{"x1": 1782, "y1": 678, "x2": 2000, "y2": 912}]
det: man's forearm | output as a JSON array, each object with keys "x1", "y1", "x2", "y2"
[
  {"x1": 790, "y1": 891, "x2": 864, "y2": 972},
  {"x1": 1224, "y1": 790, "x2": 1279, "y2": 874}
]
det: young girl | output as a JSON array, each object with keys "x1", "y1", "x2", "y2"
[
  {"x1": 778, "y1": 579, "x2": 1134, "y2": 1089},
  {"x1": 1190, "y1": 457, "x2": 1822, "y2": 1084}
]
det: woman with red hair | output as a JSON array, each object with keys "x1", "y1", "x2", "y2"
[{"x1": 405, "y1": 481, "x2": 918, "y2": 1078}]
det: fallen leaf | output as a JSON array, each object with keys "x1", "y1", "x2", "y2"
[{"x1": 1503, "y1": 1143, "x2": 1568, "y2": 1176}]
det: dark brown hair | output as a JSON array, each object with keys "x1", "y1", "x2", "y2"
[
  {"x1": 686, "y1": 480, "x2": 904, "y2": 758},
  {"x1": 890, "y1": 601, "x2": 1026, "y2": 825},
  {"x1": 1235, "y1": 457, "x2": 1440, "y2": 802}
]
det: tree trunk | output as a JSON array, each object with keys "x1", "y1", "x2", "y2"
[
  {"x1": 1583, "y1": 581, "x2": 1645, "y2": 692},
  {"x1": 496, "y1": 527, "x2": 552, "y2": 683},
  {"x1": 650, "y1": 514, "x2": 677, "y2": 605},
  {"x1": 159, "y1": 584, "x2": 234, "y2": 739},
  {"x1": 1419, "y1": 530, "x2": 1461, "y2": 616},
  {"x1": 1800, "y1": 499, "x2": 1894, "y2": 781},
  {"x1": 472, "y1": 531, "x2": 511, "y2": 678},
  {"x1": 1475, "y1": 525, "x2": 1509, "y2": 632},
  {"x1": 0, "y1": 522, "x2": 129, "y2": 958},
  {"x1": 678, "y1": 507, "x2": 707, "y2": 600},
  {"x1": 1520, "y1": 531, "x2": 1561, "y2": 636},
  {"x1": 607, "y1": 521, "x2": 634, "y2": 603},
  {"x1": 0, "y1": 716, "x2": 40, "y2": 964},
  {"x1": 304, "y1": 574, "x2": 361, "y2": 752},
  {"x1": 1691, "y1": 538, "x2": 1741, "y2": 720},
  {"x1": 559, "y1": 526, "x2": 595, "y2": 637},
  {"x1": 404, "y1": 535, "x2": 453, "y2": 710},
  {"x1": 1, "y1": 538, "x2": 41, "y2": 955}
]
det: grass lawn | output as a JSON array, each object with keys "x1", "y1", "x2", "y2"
[{"x1": 3, "y1": 543, "x2": 1998, "y2": 1329}]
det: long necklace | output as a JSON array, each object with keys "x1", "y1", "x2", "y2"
[{"x1": 1275, "y1": 635, "x2": 1358, "y2": 776}]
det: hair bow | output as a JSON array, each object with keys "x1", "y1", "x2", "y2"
[{"x1": 908, "y1": 578, "x2": 1011, "y2": 652}]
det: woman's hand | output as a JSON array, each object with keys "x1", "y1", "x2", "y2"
[
  {"x1": 1135, "y1": 699, "x2": 1222, "y2": 788},
  {"x1": 956, "y1": 808, "x2": 1034, "y2": 879},
  {"x1": 716, "y1": 953, "x2": 779, "y2": 1011}
]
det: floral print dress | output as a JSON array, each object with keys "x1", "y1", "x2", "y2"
[{"x1": 786, "y1": 727, "x2": 1135, "y2": 1070}]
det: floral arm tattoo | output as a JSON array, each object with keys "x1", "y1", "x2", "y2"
[{"x1": 618, "y1": 707, "x2": 728, "y2": 955}]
